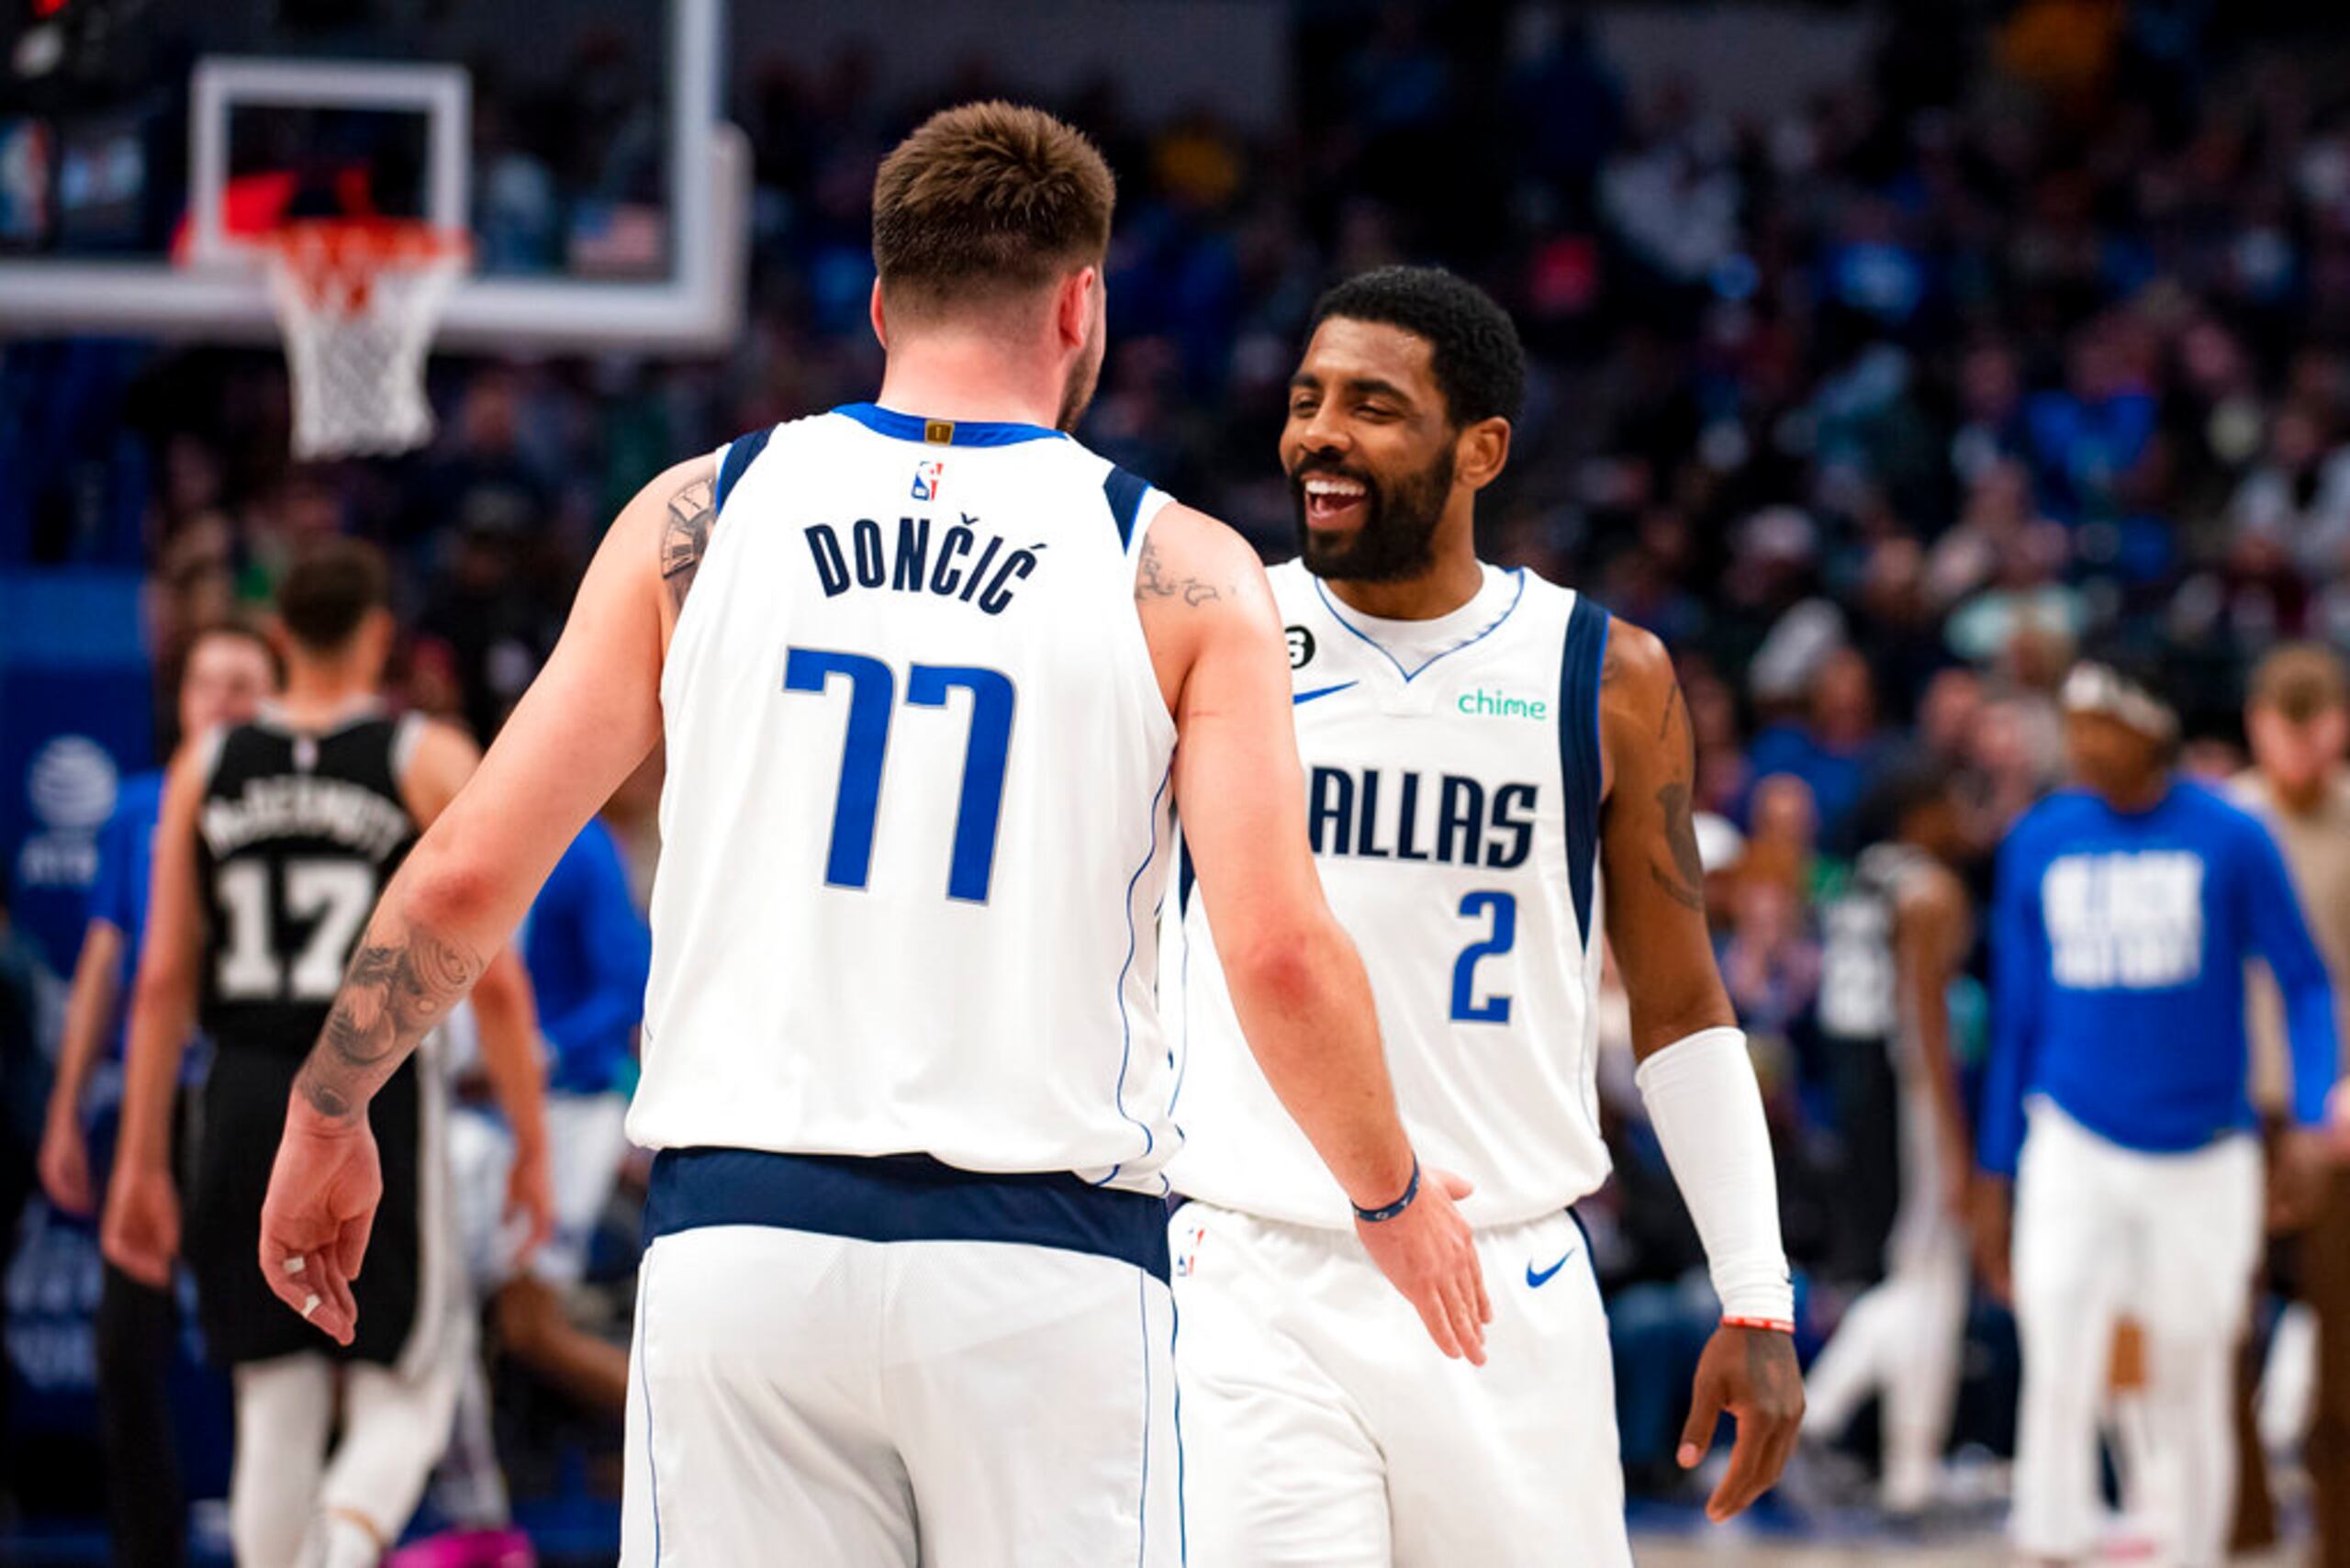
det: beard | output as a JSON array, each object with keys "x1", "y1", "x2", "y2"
[{"x1": 1292, "y1": 443, "x2": 1455, "y2": 584}]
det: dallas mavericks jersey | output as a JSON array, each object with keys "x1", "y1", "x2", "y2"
[
  {"x1": 1166, "y1": 560, "x2": 1613, "y2": 1228},
  {"x1": 632, "y1": 405, "x2": 1182, "y2": 1194}
]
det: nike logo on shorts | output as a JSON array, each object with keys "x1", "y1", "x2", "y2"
[{"x1": 1526, "y1": 1246, "x2": 1579, "y2": 1289}]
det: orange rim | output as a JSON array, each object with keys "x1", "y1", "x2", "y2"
[{"x1": 263, "y1": 218, "x2": 469, "y2": 311}]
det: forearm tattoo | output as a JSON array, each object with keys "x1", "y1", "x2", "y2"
[
  {"x1": 298, "y1": 921, "x2": 484, "y2": 1121},
  {"x1": 659, "y1": 476, "x2": 719, "y2": 610}
]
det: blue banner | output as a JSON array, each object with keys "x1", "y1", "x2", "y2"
[{"x1": 0, "y1": 571, "x2": 154, "y2": 972}]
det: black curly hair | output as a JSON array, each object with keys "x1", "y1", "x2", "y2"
[{"x1": 1308, "y1": 265, "x2": 1527, "y2": 429}]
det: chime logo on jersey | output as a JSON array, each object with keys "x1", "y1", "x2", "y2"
[
  {"x1": 2042, "y1": 848, "x2": 2205, "y2": 991},
  {"x1": 912, "y1": 459, "x2": 944, "y2": 501},
  {"x1": 1456, "y1": 687, "x2": 1550, "y2": 722}
]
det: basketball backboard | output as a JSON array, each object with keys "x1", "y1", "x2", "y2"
[{"x1": 0, "y1": 0, "x2": 744, "y2": 352}]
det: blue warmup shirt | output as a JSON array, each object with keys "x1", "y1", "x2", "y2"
[
  {"x1": 85, "y1": 770, "x2": 163, "y2": 1061},
  {"x1": 1980, "y1": 781, "x2": 2341, "y2": 1176},
  {"x1": 520, "y1": 817, "x2": 652, "y2": 1097}
]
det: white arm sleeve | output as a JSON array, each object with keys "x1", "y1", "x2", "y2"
[{"x1": 1634, "y1": 1025, "x2": 1796, "y2": 1327}]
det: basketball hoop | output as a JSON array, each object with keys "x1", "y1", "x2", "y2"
[{"x1": 262, "y1": 218, "x2": 468, "y2": 460}]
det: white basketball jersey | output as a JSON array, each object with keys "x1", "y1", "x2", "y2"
[
  {"x1": 1165, "y1": 560, "x2": 1614, "y2": 1227},
  {"x1": 632, "y1": 404, "x2": 1181, "y2": 1194}
]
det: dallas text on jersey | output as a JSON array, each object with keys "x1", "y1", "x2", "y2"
[{"x1": 1306, "y1": 766, "x2": 1539, "y2": 869}]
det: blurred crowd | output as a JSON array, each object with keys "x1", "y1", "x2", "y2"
[{"x1": 13, "y1": 0, "x2": 2350, "y2": 1522}]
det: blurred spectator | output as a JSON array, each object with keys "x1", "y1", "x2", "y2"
[{"x1": 1744, "y1": 648, "x2": 1892, "y2": 844}]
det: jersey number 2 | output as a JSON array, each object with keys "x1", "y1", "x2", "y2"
[
  {"x1": 1450, "y1": 890, "x2": 1516, "y2": 1024},
  {"x1": 784, "y1": 647, "x2": 1014, "y2": 902}
]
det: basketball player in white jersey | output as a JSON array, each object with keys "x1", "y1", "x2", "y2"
[
  {"x1": 251, "y1": 103, "x2": 1487, "y2": 1565},
  {"x1": 1165, "y1": 267, "x2": 1803, "y2": 1563}
]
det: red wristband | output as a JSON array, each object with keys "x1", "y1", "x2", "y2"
[{"x1": 1721, "y1": 1315, "x2": 1796, "y2": 1335}]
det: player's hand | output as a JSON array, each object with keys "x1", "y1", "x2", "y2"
[
  {"x1": 1968, "y1": 1176, "x2": 2013, "y2": 1305},
  {"x1": 1353, "y1": 1166, "x2": 1491, "y2": 1366},
  {"x1": 257, "y1": 1095, "x2": 383, "y2": 1348},
  {"x1": 39, "y1": 1109, "x2": 95, "y2": 1217},
  {"x1": 100, "y1": 1159, "x2": 180, "y2": 1289},
  {"x1": 2330, "y1": 1081, "x2": 2350, "y2": 1160},
  {"x1": 505, "y1": 1135, "x2": 556, "y2": 1267},
  {"x1": 1679, "y1": 1323, "x2": 1804, "y2": 1522}
]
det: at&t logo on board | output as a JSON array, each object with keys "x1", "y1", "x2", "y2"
[{"x1": 17, "y1": 734, "x2": 117, "y2": 890}]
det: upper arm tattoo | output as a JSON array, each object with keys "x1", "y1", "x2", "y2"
[
  {"x1": 1651, "y1": 780, "x2": 1707, "y2": 912},
  {"x1": 1646, "y1": 675, "x2": 1707, "y2": 913},
  {"x1": 1135, "y1": 532, "x2": 1225, "y2": 608},
  {"x1": 659, "y1": 476, "x2": 719, "y2": 611}
]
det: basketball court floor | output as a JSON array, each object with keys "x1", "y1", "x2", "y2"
[{"x1": 1635, "y1": 1537, "x2": 2298, "y2": 1565}]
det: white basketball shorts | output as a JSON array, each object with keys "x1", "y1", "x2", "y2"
[
  {"x1": 621, "y1": 1149, "x2": 1181, "y2": 1567},
  {"x1": 1171, "y1": 1199, "x2": 1631, "y2": 1567}
]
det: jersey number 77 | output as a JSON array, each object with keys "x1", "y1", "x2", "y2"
[{"x1": 784, "y1": 645, "x2": 1015, "y2": 903}]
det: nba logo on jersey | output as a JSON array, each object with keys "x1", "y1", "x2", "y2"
[
  {"x1": 912, "y1": 459, "x2": 944, "y2": 500},
  {"x1": 1174, "y1": 1222, "x2": 1210, "y2": 1277}
]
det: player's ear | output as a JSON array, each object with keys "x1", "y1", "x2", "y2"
[
  {"x1": 1454, "y1": 416, "x2": 1512, "y2": 494},
  {"x1": 868, "y1": 281, "x2": 890, "y2": 352},
  {"x1": 1055, "y1": 266, "x2": 1098, "y2": 353}
]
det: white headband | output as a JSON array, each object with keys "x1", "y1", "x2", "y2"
[{"x1": 2062, "y1": 661, "x2": 2178, "y2": 743}]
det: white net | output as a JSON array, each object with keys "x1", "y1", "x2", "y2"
[{"x1": 263, "y1": 221, "x2": 467, "y2": 461}]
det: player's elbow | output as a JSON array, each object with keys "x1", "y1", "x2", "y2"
[
  {"x1": 128, "y1": 958, "x2": 195, "y2": 1027},
  {"x1": 402, "y1": 851, "x2": 502, "y2": 934},
  {"x1": 1223, "y1": 916, "x2": 1350, "y2": 1020}
]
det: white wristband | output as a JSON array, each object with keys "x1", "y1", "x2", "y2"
[{"x1": 1634, "y1": 1025, "x2": 1795, "y2": 1327}]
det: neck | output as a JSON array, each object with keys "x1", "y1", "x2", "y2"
[
  {"x1": 2098, "y1": 770, "x2": 2170, "y2": 813},
  {"x1": 2270, "y1": 770, "x2": 2336, "y2": 814},
  {"x1": 876, "y1": 332, "x2": 1064, "y2": 430},
  {"x1": 1323, "y1": 509, "x2": 1486, "y2": 622},
  {"x1": 278, "y1": 659, "x2": 376, "y2": 724}
]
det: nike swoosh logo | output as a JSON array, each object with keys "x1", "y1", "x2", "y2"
[
  {"x1": 1293, "y1": 681, "x2": 1359, "y2": 705},
  {"x1": 1526, "y1": 1247, "x2": 1579, "y2": 1289}
]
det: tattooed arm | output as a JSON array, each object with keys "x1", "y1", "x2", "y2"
[
  {"x1": 262, "y1": 456, "x2": 687, "y2": 1341},
  {"x1": 1138, "y1": 501, "x2": 1490, "y2": 1365},
  {"x1": 1597, "y1": 619, "x2": 1737, "y2": 1059},
  {"x1": 1598, "y1": 617, "x2": 1800, "y2": 1519}
]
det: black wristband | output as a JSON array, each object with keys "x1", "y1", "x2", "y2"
[{"x1": 1352, "y1": 1156, "x2": 1421, "y2": 1224}]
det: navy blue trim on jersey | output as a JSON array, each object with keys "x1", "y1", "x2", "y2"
[
  {"x1": 1176, "y1": 843, "x2": 1196, "y2": 918},
  {"x1": 714, "y1": 424, "x2": 773, "y2": 515},
  {"x1": 1559, "y1": 596, "x2": 1609, "y2": 944},
  {"x1": 646, "y1": 1148, "x2": 1173, "y2": 1282},
  {"x1": 831, "y1": 402, "x2": 1069, "y2": 447},
  {"x1": 1104, "y1": 465, "x2": 1151, "y2": 550},
  {"x1": 1100, "y1": 764, "x2": 1174, "y2": 1190},
  {"x1": 1312, "y1": 568, "x2": 1528, "y2": 684}
]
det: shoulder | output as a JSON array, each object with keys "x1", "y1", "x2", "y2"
[
  {"x1": 1894, "y1": 856, "x2": 1968, "y2": 921},
  {"x1": 1597, "y1": 614, "x2": 1676, "y2": 736},
  {"x1": 2000, "y1": 792, "x2": 2083, "y2": 857},
  {"x1": 1137, "y1": 502, "x2": 1268, "y2": 594},
  {"x1": 2174, "y1": 780, "x2": 2268, "y2": 839},
  {"x1": 1598, "y1": 614, "x2": 1672, "y2": 695}
]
